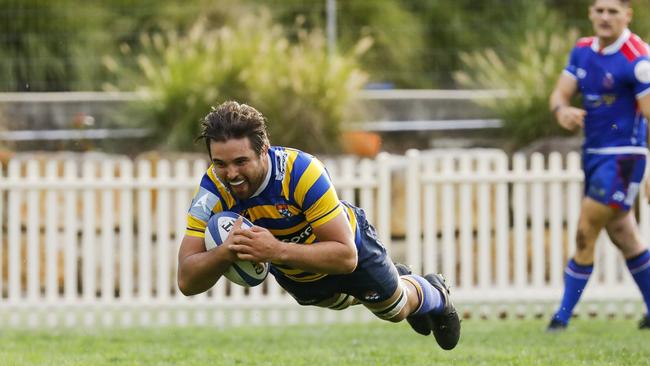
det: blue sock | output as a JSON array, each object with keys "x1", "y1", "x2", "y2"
[
  {"x1": 403, "y1": 275, "x2": 444, "y2": 315},
  {"x1": 552, "y1": 259, "x2": 593, "y2": 324},
  {"x1": 626, "y1": 250, "x2": 650, "y2": 314}
]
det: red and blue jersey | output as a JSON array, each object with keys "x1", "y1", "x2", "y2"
[{"x1": 564, "y1": 29, "x2": 650, "y2": 154}]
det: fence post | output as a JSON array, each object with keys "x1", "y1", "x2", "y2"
[
  {"x1": 100, "y1": 160, "x2": 116, "y2": 303},
  {"x1": 459, "y1": 155, "x2": 473, "y2": 289},
  {"x1": 494, "y1": 151, "x2": 509, "y2": 289},
  {"x1": 376, "y1": 152, "x2": 391, "y2": 253},
  {"x1": 82, "y1": 160, "x2": 97, "y2": 303},
  {"x1": 119, "y1": 159, "x2": 134, "y2": 305},
  {"x1": 45, "y1": 161, "x2": 58, "y2": 303},
  {"x1": 512, "y1": 154, "x2": 527, "y2": 288},
  {"x1": 26, "y1": 160, "x2": 40, "y2": 302},
  {"x1": 548, "y1": 152, "x2": 563, "y2": 288},
  {"x1": 530, "y1": 153, "x2": 545, "y2": 288},
  {"x1": 405, "y1": 149, "x2": 421, "y2": 274},
  {"x1": 441, "y1": 155, "x2": 456, "y2": 285}
]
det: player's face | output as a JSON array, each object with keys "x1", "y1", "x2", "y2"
[
  {"x1": 589, "y1": 0, "x2": 631, "y2": 44},
  {"x1": 210, "y1": 138, "x2": 268, "y2": 200}
]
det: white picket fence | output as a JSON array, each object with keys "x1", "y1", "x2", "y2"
[{"x1": 0, "y1": 149, "x2": 646, "y2": 328}]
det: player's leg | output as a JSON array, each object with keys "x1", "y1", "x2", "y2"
[
  {"x1": 548, "y1": 197, "x2": 612, "y2": 330},
  {"x1": 342, "y1": 205, "x2": 460, "y2": 349},
  {"x1": 399, "y1": 268, "x2": 460, "y2": 350},
  {"x1": 605, "y1": 207, "x2": 650, "y2": 329},
  {"x1": 602, "y1": 154, "x2": 650, "y2": 328},
  {"x1": 269, "y1": 266, "x2": 359, "y2": 311},
  {"x1": 354, "y1": 264, "x2": 460, "y2": 350}
]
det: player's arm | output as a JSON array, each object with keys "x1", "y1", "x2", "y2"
[
  {"x1": 639, "y1": 92, "x2": 650, "y2": 203},
  {"x1": 641, "y1": 93, "x2": 650, "y2": 131},
  {"x1": 549, "y1": 73, "x2": 586, "y2": 131},
  {"x1": 177, "y1": 220, "x2": 242, "y2": 296},
  {"x1": 231, "y1": 212, "x2": 358, "y2": 274}
]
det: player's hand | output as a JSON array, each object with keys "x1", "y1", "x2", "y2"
[
  {"x1": 230, "y1": 225, "x2": 280, "y2": 263},
  {"x1": 222, "y1": 217, "x2": 244, "y2": 262},
  {"x1": 556, "y1": 106, "x2": 586, "y2": 131}
]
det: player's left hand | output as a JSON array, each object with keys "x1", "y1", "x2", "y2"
[{"x1": 230, "y1": 225, "x2": 281, "y2": 263}]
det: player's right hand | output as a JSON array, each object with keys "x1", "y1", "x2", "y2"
[
  {"x1": 224, "y1": 217, "x2": 244, "y2": 261},
  {"x1": 556, "y1": 106, "x2": 586, "y2": 131}
]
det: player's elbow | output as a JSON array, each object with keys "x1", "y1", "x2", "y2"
[
  {"x1": 339, "y1": 248, "x2": 358, "y2": 274},
  {"x1": 177, "y1": 275, "x2": 201, "y2": 297},
  {"x1": 177, "y1": 279, "x2": 193, "y2": 296}
]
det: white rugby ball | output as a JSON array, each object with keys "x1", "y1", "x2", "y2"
[{"x1": 204, "y1": 211, "x2": 269, "y2": 287}]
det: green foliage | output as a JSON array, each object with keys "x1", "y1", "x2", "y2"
[
  {"x1": 454, "y1": 6, "x2": 578, "y2": 149},
  {"x1": 266, "y1": 0, "x2": 427, "y2": 88},
  {"x1": 105, "y1": 9, "x2": 368, "y2": 153},
  {"x1": 0, "y1": 0, "x2": 115, "y2": 91}
]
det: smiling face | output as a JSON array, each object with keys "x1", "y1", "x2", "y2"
[
  {"x1": 589, "y1": 0, "x2": 632, "y2": 47},
  {"x1": 210, "y1": 137, "x2": 269, "y2": 200}
]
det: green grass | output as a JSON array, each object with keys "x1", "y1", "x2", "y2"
[{"x1": 0, "y1": 318, "x2": 649, "y2": 365}]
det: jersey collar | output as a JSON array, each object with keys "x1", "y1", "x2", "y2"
[
  {"x1": 250, "y1": 152, "x2": 272, "y2": 198},
  {"x1": 591, "y1": 28, "x2": 630, "y2": 55}
]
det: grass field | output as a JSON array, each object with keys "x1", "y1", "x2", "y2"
[{"x1": 0, "y1": 318, "x2": 649, "y2": 365}]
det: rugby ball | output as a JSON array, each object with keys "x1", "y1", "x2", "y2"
[{"x1": 204, "y1": 211, "x2": 269, "y2": 287}]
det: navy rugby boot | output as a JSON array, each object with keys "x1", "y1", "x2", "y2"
[
  {"x1": 639, "y1": 315, "x2": 650, "y2": 329},
  {"x1": 395, "y1": 263, "x2": 462, "y2": 350},
  {"x1": 395, "y1": 263, "x2": 432, "y2": 336},
  {"x1": 546, "y1": 318, "x2": 568, "y2": 333},
  {"x1": 424, "y1": 273, "x2": 461, "y2": 350}
]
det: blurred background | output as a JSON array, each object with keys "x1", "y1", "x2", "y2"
[
  {"x1": 3, "y1": 0, "x2": 649, "y2": 158},
  {"x1": 2, "y1": 0, "x2": 650, "y2": 331}
]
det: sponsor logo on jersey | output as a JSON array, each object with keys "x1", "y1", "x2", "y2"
[
  {"x1": 362, "y1": 290, "x2": 381, "y2": 302},
  {"x1": 577, "y1": 68, "x2": 587, "y2": 79},
  {"x1": 585, "y1": 94, "x2": 602, "y2": 108},
  {"x1": 612, "y1": 191, "x2": 625, "y2": 202},
  {"x1": 280, "y1": 225, "x2": 313, "y2": 243},
  {"x1": 634, "y1": 60, "x2": 650, "y2": 83},
  {"x1": 603, "y1": 72, "x2": 615, "y2": 89},
  {"x1": 193, "y1": 194, "x2": 209, "y2": 210},
  {"x1": 275, "y1": 150, "x2": 287, "y2": 180},
  {"x1": 276, "y1": 203, "x2": 292, "y2": 218},
  {"x1": 602, "y1": 94, "x2": 616, "y2": 106},
  {"x1": 589, "y1": 186, "x2": 606, "y2": 198}
]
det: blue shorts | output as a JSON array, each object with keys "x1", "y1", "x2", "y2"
[
  {"x1": 270, "y1": 205, "x2": 399, "y2": 305},
  {"x1": 583, "y1": 153, "x2": 646, "y2": 211}
]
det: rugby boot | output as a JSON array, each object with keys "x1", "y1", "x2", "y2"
[
  {"x1": 546, "y1": 318, "x2": 568, "y2": 333},
  {"x1": 395, "y1": 263, "x2": 432, "y2": 336},
  {"x1": 424, "y1": 273, "x2": 461, "y2": 350},
  {"x1": 639, "y1": 315, "x2": 650, "y2": 329}
]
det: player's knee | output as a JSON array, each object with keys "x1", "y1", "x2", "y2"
[
  {"x1": 575, "y1": 227, "x2": 594, "y2": 252},
  {"x1": 327, "y1": 294, "x2": 356, "y2": 311},
  {"x1": 368, "y1": 286, "x2": 408, "y2": 322}
]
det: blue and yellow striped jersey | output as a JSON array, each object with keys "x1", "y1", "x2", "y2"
[{"x1": 186, "y1": 146, "x2": 359, "y2": 282}]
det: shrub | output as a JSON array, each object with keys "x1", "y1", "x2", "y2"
[
  {"x1": 454, "y1": 6, "x2": 578, "y2": 149},
  {"x1": 105, "y1": 9, "x2": 369, "y2": 153},
  {"x1": 267, "y1": 0, "x2": 427, "y2": 88}
]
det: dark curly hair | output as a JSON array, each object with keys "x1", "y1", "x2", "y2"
[{"x1": 197, "y1": 101, "x2": 270, "y2": 157}]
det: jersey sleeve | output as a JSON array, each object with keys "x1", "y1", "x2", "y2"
[
  {"x1": 290, "y1": 154, "x2": 343, "y2": 229},
  {"x1": 633, "y1": 57, "x2": 650, "y2": 98},
  {"x1": 563, "y1": 46, "x2": 580, "y2": 80},
  {"x1": 185, "y1": 173, "x2": 226, "y2": 238}
]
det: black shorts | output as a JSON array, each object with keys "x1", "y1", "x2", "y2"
[{"x1": 270, "y1": 205, "x2": 399, "y2": 305}]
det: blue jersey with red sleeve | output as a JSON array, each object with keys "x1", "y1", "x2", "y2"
[{"x1": 564, "y1": 29, "x2": 650, "y2": 153}]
